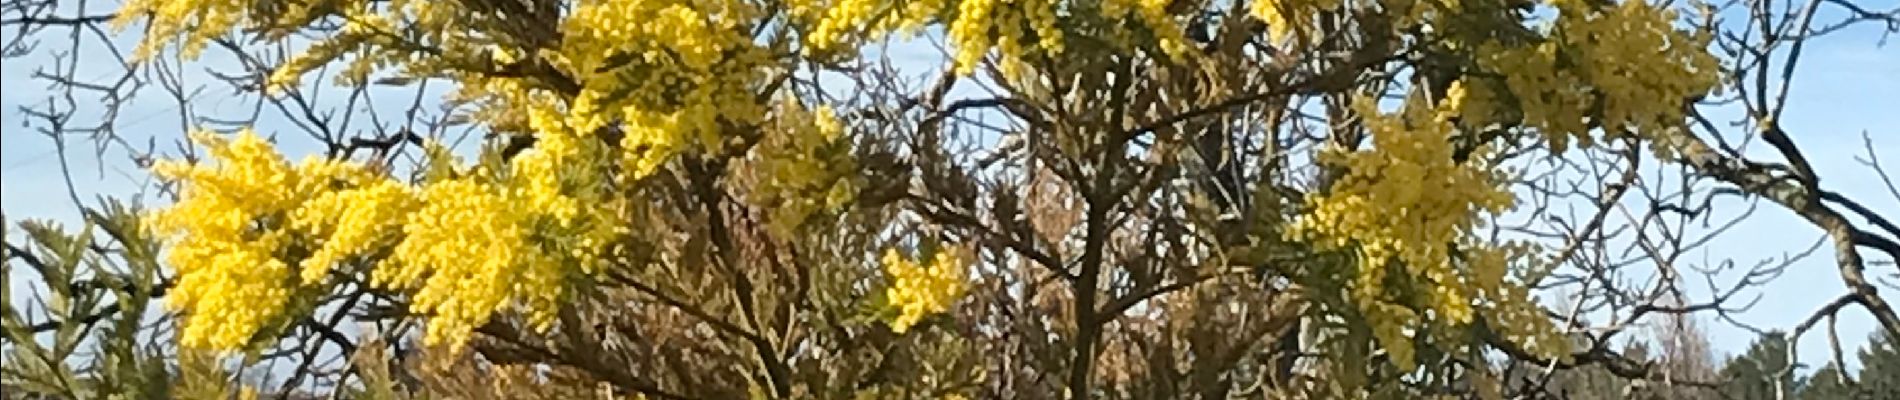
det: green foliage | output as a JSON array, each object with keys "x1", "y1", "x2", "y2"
[
  {"x1": 1857, "y1": 332, "x2": 1900, "y2": 400},
  {"x1": 2, "y1": 201, "x2": 174, "y2": 399},
  {"x1": 1720, "y1": 332, "x2": 1804, "y2": 400},
  {"x1": 1798, "y1": 363, "x2": 1855, "y2": 400}
]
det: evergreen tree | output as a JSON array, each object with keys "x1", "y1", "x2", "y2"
[
  {"x1": 1721, "y1": 332, "x2": 1806, "y2": 400},
  {"x1": 1797, "y1": 363, "x2": 1856, "y2": 400},
  {"x1": 1856, "y1": 331, "x2": 1900, "y2": 400}
]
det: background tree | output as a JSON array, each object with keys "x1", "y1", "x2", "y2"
[
  {"x1": 1529, "y1": 339, "x2": 1647, "y2": 400},
  {"x1": 1854, "y1": 331, "x2": 1900, "y2": 399},
  {"x1": 1797, "y1": 363, "x2": 1855, "y2": 400},
  {"x1": 1720, "y1": 332, "x2": 1804, "y2": 400},
  {"x1": 1646, "y1": 298, "x2": 1720, "y2": 399}
]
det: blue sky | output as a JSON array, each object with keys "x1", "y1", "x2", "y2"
[
  {"x1": 1675, "y1": 8, "x2": 1900, "y2": 367},
  {"x1": 3, "y1": 0, "x2": 1897, "y2": 380}
]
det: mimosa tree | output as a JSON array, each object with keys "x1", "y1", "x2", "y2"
[{"x1": 2, "y1": 0, "x2": 1896, "y2": 398}]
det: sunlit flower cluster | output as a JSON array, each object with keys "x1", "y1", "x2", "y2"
[
  {"x1": 149, "y1": 127, "x2": 617, "y2": 352},
  {"x1": 122, "y1": 0, "x2": 814, "y2": 354},
  {"x1": 264, "y1": 7, "x2": 400, "y2": 92},
  {"x1": 1471, "y1": 244, "x2": 1573, "y2": 363},
  {"x1": 1287, "y1": 97, "x2": 1529, "y2": 369},
  {"x1": 1284, "y1": 93, "x2": 1580, "y2": 369},
  {"x1": 801, "y1": 0, "x2": 949, "y2": 55},
  {"x1": 940, "y1": 0, "x2": 1067, "y2": 74},
  {"x1": 369, "y1": 129, "x2": 616, "y2": 350},
  {"x1": 1269, "y1": 0, "x2": 1714, "y2": 372},
  {"x1": 883, "y1": 248, "x2": 970, "y2": 333},
  {"x1": 1459, "y1": 0, "x2": 1719, "y2": 154},
  {"x1": 1473, "y1": 42, "x2": 1593, "y2": 151},
  {"x1": 553, "y1": 0, "x2": 774, "y2": 176},
  {"x1": 131, "y1": 0, "x2": 784, "y2": 181},
  {"x1": 113, "y1": 0, "x2": 254, "y2": 59},
  {"x1": 1552, "y1": 0, "x2": 1720, "y2": 156},
  {"x1": 146, "y1": 129, "x2": 385, "y2": 349},
  {"x1": 376, "y1": 177, "x2": 585, "y2": 349},
  {"x1": 290, "y1": 179, "x2": 418, "y2": 284},
  {"x1": 803, "y1": 0, "x2": 1221, "y2": 75}
]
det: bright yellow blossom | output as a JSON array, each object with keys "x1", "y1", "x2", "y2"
[
  {"x1": 1288, "y1": 96, "x2": 1531, "y2": 370},
  {"x1": 290, "y1": 179, "x2": 419, "y2": 284},
  {"x1": 148, "y1": 126, "x2": 618, "y2": 353},
  {"x1": 378, "y1": 179, "x2": 564, "y2": 348},
  {"x1": 146, "y1": 129, "x2": 380, "y2": 350},
  {"x1": 1277, "y1": 0, "x2": 1715, "y2": 370},
  {"x1": 883, "y1": 248, "x2": 970, "y2": 333}
]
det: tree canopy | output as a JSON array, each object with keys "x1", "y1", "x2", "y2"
[{"x1": 2, "y1": 0, "x2": 1897, "y2": 398}]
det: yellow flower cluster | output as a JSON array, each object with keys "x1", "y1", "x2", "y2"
[
  {"x1": 116, "y1": 0, "x2": 416, "y2": 92},
  {"x1": 1099, "y1": 0, "x2": 1192, "y2": 58},
  {"x1": 1273, "y1": 1, "x2": 1709, "y2": 365},
  {"x1": 449, "y1": 76, "x2": 566, "y2": 145},
  {"x1": 126, "y1": 0, "x2": 784, "y2": 180},
  {"x1": 1473, "y1": 43, "x2": 1592, "y2": 150},
  {"x1": 290, "y1": 179, "x2": 418, "y2": 284},
  {"x1": 1459, "y1": 0, "x2": 1719, "y2": 154},
  {"x1": 149, "y1": 128, "x2": 618, "y2": 352},
  {"x1": 802, "y1": 0, "x2": 1221, "y2": 72},
  {"x1": 751, "y1": 102, "x2": 862, "y2": 238},
  {"x1": 1554, "y1": 0, "x2": 1719, "y2": 154},
  {"x1": 1249, "y1": 0, "x2": 1341, "y2": 45},
  {"x1": 1473, "y1": 244, "x2": 1572, "y2": 362},
  {"x1": 883, "y1": 248, "x2": 970, "y2": 333},
  {"x1": 112, "y1": 0, "x2": 252, "y2": 60},
  {"x1": 942, "y1": 0, "x2": 1066, "y2": 74},
  {"x1": 551, "y1": 0, "x2": 773, "y2": 176},
  {"x1": 146, "y1": 129, "x2": 388, "y2": 349},
  {"x1": 801, "y1": 0, "x2": 949, "y2": 55},
  {"x1": 1288, "y1": 97, "x2": 1520, "y2": 369},
  {"x1": 376, "y1": 180, "x2": 550, "y2": 348},
  {"x1": 265, "y1": 6, "x2": 400, "y2": 92},
  {"x1": 125, "y1": 0, "x2": 771, "y2": 353},
  {"x1": 374, "y1": 129, "x2": 616, "y2": 349},
  {"x1": 1252, "y1": 0, "x2": 1708, "y2": 372}
]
